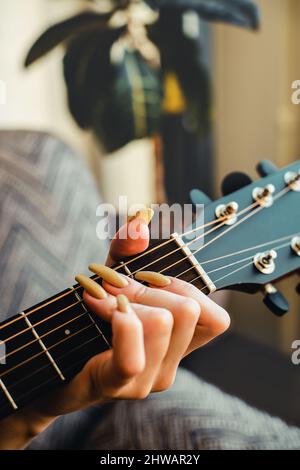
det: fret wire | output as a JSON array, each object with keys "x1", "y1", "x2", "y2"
[
  {"x1": 0, "y1": 323, "x2": 95, "y2": 380},
  {"x1": 0, "y1": 378, "x2": 18, "y2": 410},
  {"x1": 73, "y1": 289, "x2": 111, "y2": 348},
  {"x1": 1, "y1": 311, "x2": 89, "y2": 364},
  {"x1": 2, "y1": 299, "x2": 82, "y2": 346},
  {"x1": 0, "y1": 333, "x2": 104, "y2": 417},
  {"x1": 5, "y1": 330, "x2": 105, "y2": 393},
  {"x1": 20, "y1": 312, "x2": 65, "y2": 382}
]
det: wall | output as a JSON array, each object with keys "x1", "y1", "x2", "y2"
[
  {"x1": 213, "y1": 0, "x2": 300, "y2": 352},
  {"x1": 0, "y1": 0, "x2": 155, "y2": 207}
]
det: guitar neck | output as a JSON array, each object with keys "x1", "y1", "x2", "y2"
[{"x1": 0, "y1": 233, "x2": 210, "y2": 420}]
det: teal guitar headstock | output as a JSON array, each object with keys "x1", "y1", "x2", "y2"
[{"x1": 187, "y1": 160, "x2": 300, "y2": 316}]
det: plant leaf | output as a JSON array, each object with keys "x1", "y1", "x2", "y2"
[
  {"x1": 63, "y1": 28, "x2": 123, "y2": 129},
  {"x1": 145, "y1": 0, "x2": 259, "y2": 30},
  {"x1": 25, "y1": 11, "x2": 112, "y2": 67}
]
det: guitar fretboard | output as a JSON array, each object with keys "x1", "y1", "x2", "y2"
[{"x1": 0, "y1": 236, "x2": 209, "y2": 420}]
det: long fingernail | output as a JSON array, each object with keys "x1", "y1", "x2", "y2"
[
  {"x1": 128, "y1": 208, "x2": 154, "y2": 225},
  {"x1": 75, "y1": 274, "x2": 107, "y2": 299},
  {"x1": 89, "y1": 264, "x2": 128, "y2": 288},
  {"x1": 135, "y1": 271, "x2": 171, "y2": 287},
  {"x1": 117, "y1": 294, "x2": 130, "y2": 313}
]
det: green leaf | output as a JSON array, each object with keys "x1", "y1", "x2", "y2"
[
  {"x1": 63, "y1": 28, "x2": 123, "y2": 129},
  {"x1": 64, "y1": 29, "x2": 162, "y2": 152},
  {"x1": 25, "y1": 11, "x2": 112, "y2": 67},
  {"x1": 145, "y1": 0, "x2": 259, "y2": 30}
]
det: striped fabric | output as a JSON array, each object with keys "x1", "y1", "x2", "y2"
[{"x1": 0, "y1": 130, "x2": 108, "y2": 322}]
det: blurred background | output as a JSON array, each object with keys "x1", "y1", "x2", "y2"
[{"x1": 1, "y1": 0, "x2": 300, "y2": 423}]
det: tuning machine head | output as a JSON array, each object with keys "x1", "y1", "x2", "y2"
[
  {"x1": 221, "y1": 172, "x2": 252, "y2": 196},
  {"x1": 190, "y1": 189, "x2": 212, "y2": 206},
  {"x1": 254, "y1": 250, "x2": 277, "y2": 274},
  {"x1": 256, "y1": 160, "x2": 278, "y2": 176},
  {"x1": 263, "y1": 283, "x2": 289, "y2": 317},
  {"x1": 291, "y1": 237, "x2": 300, "y2": 256}
]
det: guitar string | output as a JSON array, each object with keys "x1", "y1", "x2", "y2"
[
  {"x1": 117, "y1": 200, "x2": 263, "y2": 277},
  {"x1": 178, "y1": 240, "x2": 293, "y2": 279},
  {"x1": 0, "y1": 310, "x2": 88, "y2": 363},
  {"x1": 144, "y1": 187, "x2": 290, "y2": 279},
  {"x1": 196, "y1": 232, "x2": 300, "y2": 266},
  {"x1": 0, "y1": 333, "x2": 110, "y2": 414},
  {"x1": 173, "y1": 232, "x2": 299, "y2": 280},
  {"x1": 193, "y1": 259, "x2": 255, "y2": 291},
  {"x1": 0, "y1": 235, "x2": 295, "y2": 365},
  {"x1": 0, "y1": 216, "x2": 234, "y2": 333},
  {"x1": 0, "y1": 187, "x2": 291, "y2": 349},
  {"x1": 0, "y1": 218, "x2": 228, "y2": 346},
  {"x1": 0, "y1": 234, "x2": 289, "y2": 378},
  {"x1": 0, "y1": 199, "x2": 261, "y2": 335},
  {"x1": 0, "y1": 186, "x2": 291, "y2": 337},
  {"x1": 0, "y1": 323, "x2": 95, "y2": 379},
  {"x1": 0, "y1": 258, "x2": 256, "y2": 402}
]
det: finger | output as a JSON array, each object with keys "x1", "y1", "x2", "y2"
[
  {"x1": 160, "y1": 277, "x2": 231, "y2": 353},
  {"x1": 83, "y1": 296, "x2": 146, "y2": 401},
  {"x1": 128, "y1": 303, "x2": 173, "y2": 397},
  {"x1": 102, "y1": 276, "x2": 200, "y2": 372},
  {"x1": 107, "y1": 209, "x2": 153, "y2": 264},
  {"x1": 85, "y1": 289, "x2": 174, "y2": 396}
]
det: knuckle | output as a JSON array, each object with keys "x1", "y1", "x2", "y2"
[
  {"x1": 120, "y1": 360, "x2": 144, "y2": 379},
  {"x1": 154, "y1": 374, "x2": 176, "y2": 392},
  {"x1": 181, "y1": 298, "x2": 201, "y2": 321},
  {"x1": 213, "y1": 307, "x2": 231, "y2": 335},
  {"x1": 149, "y1": 308, "x2": 174, "y2": 333},
  {"x1": 133, "y1": 387, "x2": 151, "y2": 400},
  {"x1": 134, "y1": 284, "x2": 149, "y2": 303},
  {"x1": 143, "y1": 308, "x2": 173, "y2": 338}
]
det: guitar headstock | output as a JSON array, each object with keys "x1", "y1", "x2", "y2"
[{"x1": 186, "y1": 160, "x2": 300, "y2": 315}]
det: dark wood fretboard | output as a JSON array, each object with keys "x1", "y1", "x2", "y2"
[{"x1": 0, "y1": 235, "x2": 209, "y2": 420}]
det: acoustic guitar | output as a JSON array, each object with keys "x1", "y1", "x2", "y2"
[{"x1": 0, "y1": 159, "x2": 299, "y2": 420}]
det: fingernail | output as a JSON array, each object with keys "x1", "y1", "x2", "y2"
[
  {"x1": 128, "y1": 208, "x2": 154, "y2": 225},
  {"x1": 89, "y1": 264, "x2": 128, "y2": 288},
  {"x1": 75, "y1": 274, "x2": 107, "y2": 299},
  {"x1": 135, "y1": 271, "x2": 171, "y2": 287},
  {"x1": 117, "y1": 294, "x2": 130, "y2": 313}
]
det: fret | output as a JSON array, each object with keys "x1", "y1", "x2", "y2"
[
  {"x1": 22, "y1": 286, "x2": 111, "y2": 381},
  {"x1": 0, "y1": 314, "x2": 62, "y2": 419},
  {"x1": 73, "y1": 288, "x2": 110, "y2": 348},
  {"x1": 172, "y1": 233, "x2": 216, "y2": 294},
  {"x1": 20, "y1": 312, "x2": 65, "y2": 382},
  {"x1": 114, "y1": 236, "x2": 213, "y2": 295},
  {"x1": 0, "y1": 378, "x2": 18, "y2": 410}
]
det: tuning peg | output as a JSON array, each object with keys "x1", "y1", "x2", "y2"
[
  {"x1": 190, "y1": 189, "x2": 212, "y2": 206},
  {"x1": 263, "y1": 283, "x2": 289, "y2": 317},
  {"x1": 256, "y1": 160, "x2": 278, "y2": 177},
  {"x1": 221, "y1": 172, "x2": 252, "y2": 196}
]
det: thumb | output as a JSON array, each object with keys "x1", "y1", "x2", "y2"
[{"x1": 107, "y1": 209, "x2": 153, "y2": 263}]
